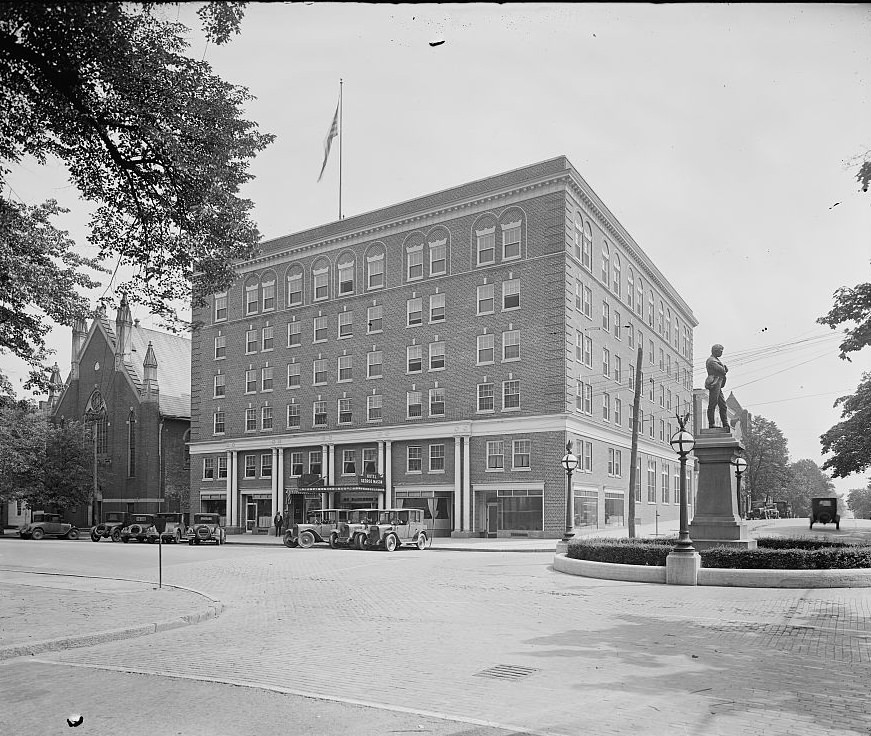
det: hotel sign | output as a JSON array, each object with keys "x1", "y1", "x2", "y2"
[{"x1": 357, "y1": 473, "x2": 385, "y2": 489}]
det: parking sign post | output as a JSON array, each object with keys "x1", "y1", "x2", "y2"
[{"x1": 153, "y1": 516, "x2": 167, "y2": 588}]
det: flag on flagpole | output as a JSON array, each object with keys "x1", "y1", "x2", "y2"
[{"x1": 317, "y1": 102, "x2": 339, "y2": 182}]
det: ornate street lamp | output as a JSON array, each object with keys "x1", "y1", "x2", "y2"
[
  {"x1": 669, "y1": 414, "x2": 696, "y2": 552},
  {"x1": 561, "y1": 441, "x2": 579, "y2": 542},
  {"x1": 733, "y1": 456, "x2": 748, "y2": 518}
]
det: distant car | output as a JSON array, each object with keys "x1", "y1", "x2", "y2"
[
  {"x1": 18, "y1": 513, "x2": 79, "y2": 540},
  {"x1": 156, "y1": 512, "x2": 189, "y2": 544},
  {"x1": 120, "y1": 514, "x2": 159, "y2": 543},
  {"x1": 187, "y1": 513, "x2": 225, "y2": 545},
  {"x1": 332, "y1": 508, "x2": 380, "y2": 549},
  {"x1": 810, "y1": 497, "x2": 841, "y2": 530},
  {"x1": 90, "y1": 511, "x2": 130, "y2": 542},
  {"x1": 366, "y1": 508, "x2": 428, "y2": 552},
  {"x1": 284, "y1": 509, "x2": 351, "y2": 549}
]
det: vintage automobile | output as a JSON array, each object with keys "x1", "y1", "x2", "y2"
[
  {"x1": 332, "y1": 508, "x2": 381, "y2": 549},
  {"x1": 810, "y1": 497, "x2": 842, "y2": 530},
  {"x1": 120, "y1": 514, "x2": 159, "y2": 543},
  {"x1": 284, "y1": 509, "x2": 351, "y2": 549},
  {"x1": 366, "y1": 508, "x2": 429, "y2": 552},
  {"x1": 19, "y1": 513, "x2": 79, "y2": 540},
  {"x1": 187, "y1": 513, "x2": 225, "y2": 545},
  {"x1": 90, "y1": 511, "x2": 129, "y2": 542},
  {"x1": 156, "y1": 512, "x2": 189, "y2": 544}
]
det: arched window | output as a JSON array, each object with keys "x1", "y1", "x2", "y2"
[
  {"x1": 636, "y1": 277, "x2": 644, "y2": 317},
  {"x1": 627, "y1": 268, "x2": 635, "y2": 311},
  {"x1": 244, "y1": 277, "x2": 259, "y2": 315},
  {"x1": 366, "y1": 244, "x2": 385, "y2": 289},
  {"x1": 582, "y1": 222, "x2": 593, "y2": 271},
  {"x1": 286, "y1": 265, "x2": 304, "y2": 307},
  {"x1": 312, "y1": 258, "x2": 330, "y2": 301},
  {"x1": 601, "y1": 240, "x2": 610, "y2": 285},
  {"x1": 127, "y1": 410, "x2": 136, "y2": 477},
  {"x1": 648, "y1": 290, "x2": 655, "y2": 328},
  {"x1": 658, "y1": 301, "x2": 664, "y2": 336},
  {"x1": 666, "y1": 308, "x2": 672, "y2": 345},
  {"x1": 612, "y1": 252, "x2": 622, "y2": 298},
  {"x1": 84, "y1": 391, "x2": 108, "y2": 455},
  {"x1": 261, "y1": 272, "x2": 276, "y2": 312},
  {"x1": 574, "y1": 217, "x2": 583, "y2": 261},
  {"x1": 337, "y1": 252, "x2": 355, "y2": 295}
]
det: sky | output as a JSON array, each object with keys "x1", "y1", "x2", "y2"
[{"x1": 4, "y1": 3, "x2": 871, "y2": 495}]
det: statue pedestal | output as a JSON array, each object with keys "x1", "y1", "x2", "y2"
[{"x1": 689, "y1": 428, "x2": 757, "y2": 551}]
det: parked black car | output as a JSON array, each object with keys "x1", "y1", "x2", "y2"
[{"x1": 90, "y1": 512, "x2": 130, "y2": 542}]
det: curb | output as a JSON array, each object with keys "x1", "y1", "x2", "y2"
[
  {"x1": 224, "y1": 540, "x2": 557, "y2": 552},
  {"x1": 0, "y1": 570, "x2": 224, "y2": 661}
]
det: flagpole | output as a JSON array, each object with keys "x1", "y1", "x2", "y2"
[{"x1": 338, "y1": 79, "x2": 343, "y2": 220}]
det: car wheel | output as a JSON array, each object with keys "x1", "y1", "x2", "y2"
[
  {"x1": 282, "y1": 533, "x2": 296, "y2": 549},
  {"x1": 298, "y1": 530, "x2": 315, "y2": 549},
  {"x1": 416, "y1": 533, "x2": 427, "y2": 550},
  {"x1": 67, "y1": 528, "x2": 80, "y2": 540},
  {"x1": 90, "y1": 531, "x2": 101, "y2": 542},
  {"x1": 111, "y1": 529, "x2": 122, "y2": 543},
  {"x1": 329, "y1": 533, "x2": 339, "y2": 549},
  {"x1": 31, "y1": 528, "x2": 45, "y2": 541},
  {"x1": 175, "y1": 531, "x2": 182, "y2": 544},
  {"x1": 384, "y1": 534, "x2": 397, "y2": 552}
]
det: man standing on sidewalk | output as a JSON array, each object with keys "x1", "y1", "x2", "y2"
[{"x1": 274, "y1": 512, "x2": 283, "y2": 537}]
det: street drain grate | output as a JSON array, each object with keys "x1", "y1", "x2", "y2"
[{"x1": 475, "y1": 664, "x2": 539, "y2": 681}]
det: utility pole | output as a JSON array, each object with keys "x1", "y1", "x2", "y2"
[{"x1": 627, "y1": 344, "x2": 643, "y2": 538}]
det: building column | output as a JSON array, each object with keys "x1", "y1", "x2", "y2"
[
  {"x1": 321, "y1": 444, "x2": 329, "y2": 509},
  {"x1": 277, "y1": 448, "x2": 285, "y2": 514},
  {"x1": 271, "y1": 448, "x2": 279, "y2": 515},
  {"x1": 384, "y1": 441, "x2": 392, "y2": 509},
  {"x1": 226, "y1": 450, "x2": 236, "y2": 528},
  {"x1": 453, "y1": 436, "x2": 462, "y2": 533},
  {"x1": 462, "y1": 435, "x2": 471, "y2": 532}
]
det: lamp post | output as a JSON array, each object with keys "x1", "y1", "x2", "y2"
[
  {"x1": 669, "y1": 414, "x2": 696, "y2": 552},
  {"x1": 561, "y1": 441, "x2": 579, "y2": 541},
  {"x1": 734, "y1": 456, "x2": 748, "y2": 518}
]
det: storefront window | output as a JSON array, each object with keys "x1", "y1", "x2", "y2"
[
  {"x1": 573, "y1": 489, "x2": 598, "y2": 529},
  {"x1": 498, "y1": 494, "x2": 542, "y2": 532},
  {"x1": 605, "y1": 492, "x2": 625, "y2": 526}
]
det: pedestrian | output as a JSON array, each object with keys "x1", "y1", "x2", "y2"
[{"x1": 274, "y1": 512, "x2": 283, "y2": 537}]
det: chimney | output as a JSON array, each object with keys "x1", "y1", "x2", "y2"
[
  {"x1": 47, "y1": 362, "x2": 63, "y2": 410},
  {"x1": 142, "y1": 341, "x2": 159, "y2": 403},
  {"x1": 70, "y1": 317, "x2": 87, "y2": 380},
  {"x1": 114, "y1": 293, "x2": 133, "y2": 370}
]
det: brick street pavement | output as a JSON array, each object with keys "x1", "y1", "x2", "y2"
[{"x1": 9, "y1": 541, "x2": 870, "y2": 736}]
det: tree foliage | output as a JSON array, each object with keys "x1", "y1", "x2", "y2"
[
  {"x1": 744, "y1": 415, "x2": 791, "y2": 505},
  {"x1": 0, "y1": 2, "x2": 272, "y2": 389},
  {"x1": 847, "y1": 482, "x2": 871, "y2": 520},
  {"x1": 783, "y1": 459, "x2": 835, "y2": 517},
  {"x1": 817, "y1": 269, "x2": 871, "y2": 361}
]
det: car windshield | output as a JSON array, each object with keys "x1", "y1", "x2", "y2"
[
  {"x1": 817, "y1": 500, "x2": 833, "y2": 507},
  {"x1": 194, "y1": 515, "x2": 217, "y2": 524}
]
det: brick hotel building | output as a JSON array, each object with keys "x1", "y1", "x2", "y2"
[{"x1": 189, "y1": 157, "x2": 697, "y2": 537}]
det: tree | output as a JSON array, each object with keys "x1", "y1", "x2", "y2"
[
  {"x1": 847, "y1": 482, "x2": 871, "y2": 520},
  {"x1": 784, "y1": 459, "x2": 835, "y2": 517},
  {"x1": 0, "y1": 2, "x2": 273, "y2": 389},
  {"x1": 744, "y1": 415, "x2": 791, "y2": 507}
]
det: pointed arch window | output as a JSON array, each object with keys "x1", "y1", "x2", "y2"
[
  {"x1": 84, "y1": 392, "x2": 108, "y2": 455},
  {"x1": 127, "y1": 410, "x2": 136, "y2": 477}
]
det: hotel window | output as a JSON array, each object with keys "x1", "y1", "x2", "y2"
[
  {"x1": 262, "y1": 280, "x2": 275, "y2": 311},
  {"x1": 338, "y1": 311, "x2": 353, "y2": 338},
  {"x1": 407, "y1": 244, "x2": 423, "y2": 281},
  {"x1": 313, "y1": 401, "x2": 327, "y2": 427},
  {"x1": 203, "y1": 457, "x2": 215, "y2": 481},
  {"x1": 429, "y1": 293, "x2": 445, "y2": 322},
  {"x1": 502, "y1": 330, "x2": 520, "y2": 361},
  {"x1": 582, "y1": 440, "x2": 593, "y2": 472},
  {"x1": 363, "y1": 448, "x2": 378, "y2": 473},
  {"x1": 246, "y1": 329, "x2": 257, "y2": 354},
  {"x1": 627, "y1": 268, "x2": 635, "y2": 311},
  {"x1": 261, "y1": 325, "x2": 274, "y2": 351},
  {"x1": 430, "y1": 240, "x2": 447, "y2": 275},
  {"x1": 575, "y1": 279, "x2": 583, "y2": 310},
  {"x1": 502, "y1": 221, "x2": 521, "y2": 259},
  {"x1": 337, "y1": 255, "x2": 355, "y2": 295},
  {"x1": 261, "y1": 405, "x2": 273, "y2": 430},
  {"x1": 627, "y1": 324, "x2": 634, "y2": 348},
  {"x1": 582, "y1": 284, "x2": 592, "y2": 318},
  {"x1": 649, "y1": 340, "x2": 655, "y2": 366},
  {"x1": 636, "y1": 277, "x2": 644, "y2": 317},
  {"x1": 575, "y1": 331, "x2": 583, "y2": 361},
  {"x1": 261, "y1": 365, "x2": 273, "y2": 391},
  {"x1": 649, "y1": 415, "x2": 655, "y2": 439},
  {"x1": 287, "y1": 269, "x2": 303, "y2": 307},
  {"x1": 338, "y1": 355, "x2": 353, "y2": 382},
  {"x1": 647, "y1": 459, "x2": 657, "y2": 502},
  {"x1": 367, "y1": 304, "x2": 382, "y2": 333},
  {"x1": 612, "y1": 253, "x2": 622, "y2": 298},
  {"x1": 602, "y1": 300, "x2": 610, "y2": 331},
  {"x1": 477, "y1": 283, "x2": 494, "y2": 314},
  {"x1": 575, "y1": 380, "x2": 584, "y2": 413},
  {"x1": 503, "y1": 380, "x2": 520, "y2": 410},
  {"x1": 662, "y1": 463, "x2": 670, "y2": 503},
  {"x1": 486, "y1": 441, "x2": 504, "y2": 470},
  {"x1": 290, "y1": 452, "x2": 304, "y2": 476},
  {"x1": 614, "y1": 355, "x2": 622, "y2": 383},
  {"x1": 287, "y1": 403, "x2": 300, "y2": 428},
  {"x1": 407, "y1": 345, "x2": 423, "y2": 373},
  {"x1": 342, "y1": 449, "x2": 356, "y2": 474},
  {"x1": 583, "y1": 335, "x2": 593, "y2": 368},
  {"x1": 603, "y1": 348, "x2": 610, "y2": 377},
  {"x1": 309, "y1": 451, "x2": 323, "y2": 477},
  {"x1": 213, "y1": 373, "x2": 225, "y2": 398},
  {"x1": 635, "y1": 458, "x2": 642, "y2": 501},
  {"x1": 477, "y1": 333, "x2": 494, "y2": 364},
  {"x1": 602, "y1": 392, "x2": 610, "y2": 422},
  {"x1": 214, "y1": 335, "x2": 226, "y2": 360},
  {"x1": 658, "y1": 301, "x2": 664, "y2": 336},
  {"x1": 582, "y1": 221, "x2": 593, "y2": 271},
  {"x1": 658, "y1": 384, "x2": 665, "y2": 407},
  {"x1": 502, "y1": 278, "x2": 520, "y2": 309},
  {"x1": 367, "y1": 393, "x2": 382, "y2": 421},
  {"x1": 476, "y1": 227, "x2": 495, "y2": 265},
  {"x1": 574, "y1": 217, "x2": 583, "y2": 261},
  {"x1": 217, "y1": 456, "x2": 227, "y2": 479},
  {"x1": 367, "y1": 252, "x2": 384, "y2": 290},
  {"x1": 214, "y1": 292, "x2": 227, "y2": 322},
  {"x1": 407, "y1": 446, "x2": 422, "y2": 473},
  {"x1": 261, "y1": 452, "x2": 272, "y2": 477},
  {"x1": 477, "y1": 383, "x2": 494, "y2": 412},
  {"x1": 429, "y1": 387, "x2": 445, "y2": 416},
  {"x1": 287, "y1": 362, "x2": 300, "y2": 388},
  {"x1": 407, "y1": 297, "x2": 422, "y2": 326},
  {"x1": 648, "y1": 291, "x2": 655, "y2": 328},
  {"x1": 313, "y1": 264, "x2": 329, "y2": 301},
  {"x1": 287, "y1": 321, "x2": 301, "y2": 347},
  {"x1": 601, "y1": 240, "x2": 610, "y2": 285},
  {"x1": 659, "y1": 419, "x2": 666, "y2": 442},
  {"x1": 672, "y1": 315, "x2": 680, "y2": 350},
  {"x1": 429, "y1": 341, "x2": 445, "y2": 370},
  {"x1": 665, "y1": 308, "x2": 672, "y2": 344},
  {"x1": 430, "y1": 444, "x2": 445, "y2": 472},
  {"x1": 244, "y1": 455, "x2": 256, "y2": 478},
  {"x1": 313, "y1": 359, "x2": 327, "y2": 385},
  {"x1": 667, "y1": 389, "x2": 672, "y2": 411},
  {"x1": 245, "y1": 284, "x2": 258, "y2": 315},
  {"x1": 614, "y1": 397, "x2": 623, "y2": 426},
  {"x1": 608, "y1": 448, "x2": 622, "y2": 477},
  {"x1": 407, "y1": 390, "x2": 423, "y2": 418},
  {"x1": 513, "y1": 439, "x2": 531, "y2": 469},
  {"x1": 245, "y1": 369, "x2": 256, "y2": 394},
  {"x1": 213, "y1": 410, "x2": 225, "y2": 434},
  {"x1": 338, "y1": 399, "x2": 352, "y2": 425},
  {"x1": 367, "y1": 350, "x2": 383, "y2": 379},
  {"x1": 245, "y1": 407, "x2": 256, "y2": 432},
  {"x1": 314, "y1": 316, "x2": 328, "y2": 343}
]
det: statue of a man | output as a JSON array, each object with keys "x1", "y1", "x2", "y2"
[{"x1": 704, "y1": 344, "x2": 729, "y2": 429}]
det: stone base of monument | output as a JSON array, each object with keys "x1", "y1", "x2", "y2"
[
  {"x1": 688, "y1": 527, "x2": 758, "y2": 552},
  {"x1": 666, "y1": 548, "x2": 701, "y2": 585}
]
